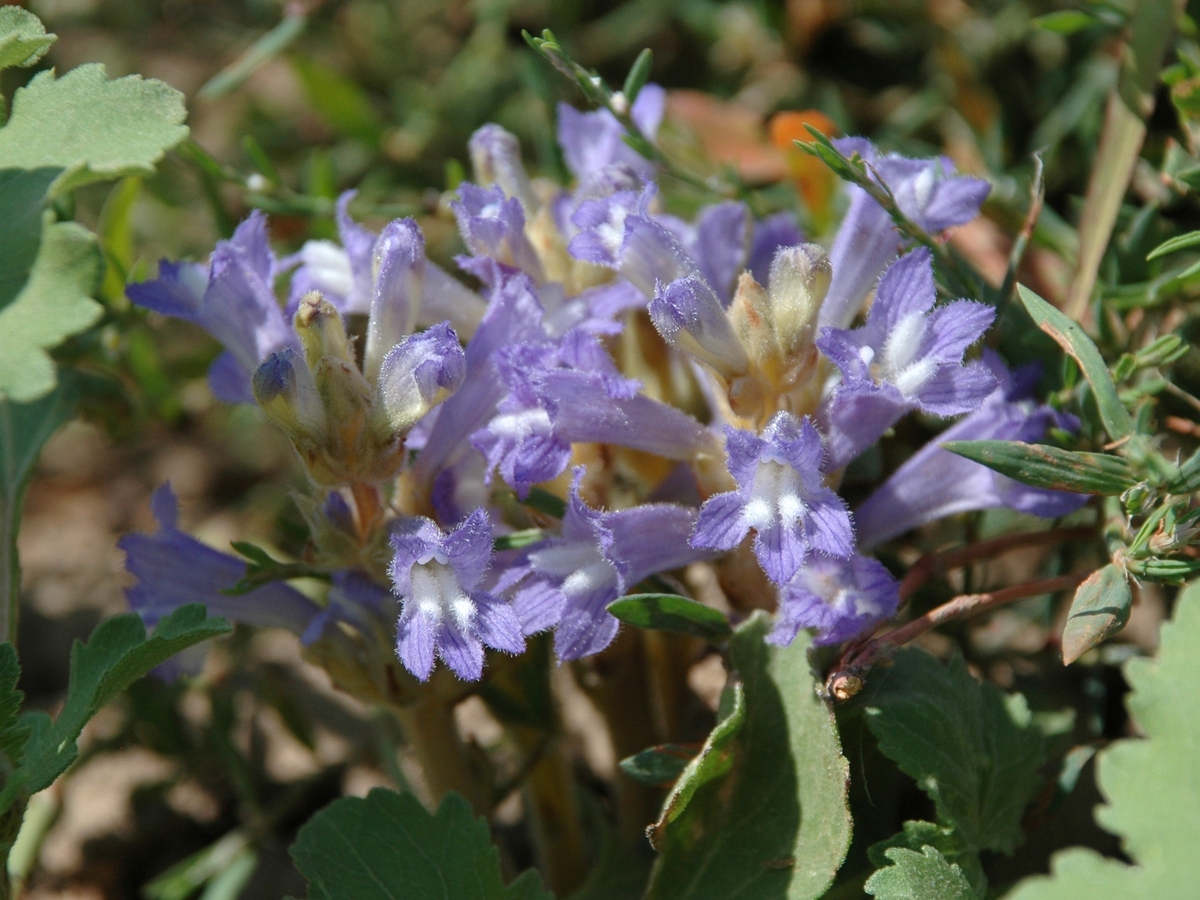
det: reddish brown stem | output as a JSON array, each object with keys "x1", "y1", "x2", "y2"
[
  {"x1": 827, "y1": 572, "x2": 1087, "y2": 700},
  {"x1": 898, "y1": 528, "x2": 1093, "y2": 601}
]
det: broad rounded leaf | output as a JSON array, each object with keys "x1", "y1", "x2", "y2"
[
  {"x1": 291, "y1": 788, "x2": 552, "y2": 900},
  {"x1": 0, "y1": 219, "x2": 102, "y2": 402},
  {"x1": 20, "y1": 603, "x2": 231, "y2": 794},
  {"x1": 855, "y1": 649, "x2": 1045, "y2": 855},
  {"x1": 1006, "y1": 579, "x2": 1200, "y2": 898},
  {"x1": 0, "y1": 8, "x2": 55, "y2": 71},
  {"x1": 0, "y1": 63, "x2": 188, "y2": 198},
  {"x1": 645, "y1": 612, "x2": 852, "y2": 900},
  {"x1": 865, "y1": 847, "x2": 976, "y2": 900}
]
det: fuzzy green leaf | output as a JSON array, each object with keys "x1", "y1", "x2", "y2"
[
  {"x1": 868, "y1": 822, "x2": 983, "y2": 895},
  {"x1": 20, "y1": 604, "x2": 231, "y2": 793},
  {"x1": 857, "y1": 649, "x2": 1045, "y2": 855},
  {"x1": 0, "y1": 376, "x2": 78, "y2": 649},
  {"x1": 0, "y1": 218, "x2": 102, "y2": 402},
  {"x1": 1016, "y1": 286, "x2": 1134, "y2": 442},
  {"x1": 0, "y1": 8, "x2": 55, "y2": 72},
  {"x1": 1061, "y1": 564, "x2": 1132, "y2": 664},
  {"x1": 648, "y1": 682, "x2": 746, "y2": 842},
  {"x1": 0, "y1": 645, "x2": 27, "y2": 769},
  {"x1": 940, "y1": 441, "x2": 1136, "y2": 495},
  {"x1": 0, "y1": 63, "x2": 188, "y2": 198},
  {"x1": 608, "y1": 594, "x2": 731, "y2": 641},
  {"x1": 645, "y1": 612, "x2": 852, "y2": 900},
  {"x1": 1006, "y1": 579, "x2": 1200, "y2": 898},
  {"x1": 290, "y1": 788, "x2": 551, "y2": 900},
  {"x1": 865, "y1": 847, "x2": 976, "y2": 900}
]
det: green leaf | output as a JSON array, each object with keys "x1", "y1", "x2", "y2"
[
  {"x1": 649, "y1": 684, "x2": 745, "y2": 841},
  {"x1": 0, "y1": 218, "x2": 103, "y2": 402},
  {"x1": 1061, "y1": 564, "x2": 1133, "y2": 664},
  {"x1": 941, "y1": 440, "x2": 1136, "y2": 495},
  {"x1": 622, "y1": 48, "x2": 654, "y2": 104},
  {"x1": 0, "y1": 8, "x2": 55, "y2": 72},
  {"x1": 1007, "y1": 578, "x2": 1200, "y2": 898},
  {"x1": 293, "y1": 58, "x2": 383, "y2": 142},
  {"x1": 864, "y1": 847, "x2": 976, "y2": 900},
  {"x1": 1031, "y1": 11, "x2": 1099, "y2": 34},
  {"x1": 645, "y1": 612, "x2": 852, "y2": 900},
  {"x1": 1147, "y1": 230, "x2": 1200, "y2": 261},
  {"x1": 0, "y1": 644, "x2": 28, "y2": 768},
  {"x1": 607, "y1": 594, "x2": 731, "y2": 642},
  {"x1": 20, "y1": 603, "x2": 231, "y2": 794},
  {"x1": 0, "y1": 168, "x2": 64, "y2": 315},
  {"x1": 618, "y1": 743, "x2": 698, "y2": 786},
  {"x1": 0, "y1": 63, "x2": 188, "y2": 198},
  {"x1": 868, "y1": 822, "x2": 983, "y2": 895},
  {"x1": 1016, "y1": 285, "x2": 1134, "y2": 442},
  {"x1": 198, "y1": 11, "x2": 307, "y2": 100},
  {"x1": 856, "y1": 648, "x2": 1045, "y2": 855},
  {"x1": 290, "y1": 788, "x2": 552, "y2": 900},
  {"x1": 1, "y1": 374, "x2": 78, "y2": 645}
]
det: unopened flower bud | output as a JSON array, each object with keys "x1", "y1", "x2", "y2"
[
  {"x1": 769, "y1": 243, "x2": 830, "y2": 355},
  {"x1": 364, "y1": 220, "x2": 425, "y2": 383},
  {"x1": 468, "y1": 124, "x2": 537, "y2": 212},
  {"x1": 252, "y1": 348, "x2": 327, "y2": 446},
  {"x1": 649, "y1": 276, "x2": 749, "y2": 380},
  {"x1": 373, "y1": 323, "x2": 467, "y2": 435},
  {"x1": 295, "y1": 292, "x2": 355, "y2": 371}
]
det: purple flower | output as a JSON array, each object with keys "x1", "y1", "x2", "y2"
[
  {"x1": 854, "y1": 353, "x2": 1089, "y2": 548},
  {"x1": 747, "y1": 212, "x2": 803, "y2": 287},
  {"x1": 472, "y1": 329, "x2": 716, "y2": 498},
  {"x1": 120, "y1": 484, "x2": 320, "y2": 634},
  {"x1": 287, "y1": 192, "x2": 378, "y2": 316},
  {"x1": 389, "y1": 510, "x2": 524, "y2": 681},
  {"x1": 469, "y1": 123, "x2": 537, "y2": 212},
  {"x1": 363, "y1": 218, "x2": 425, "y2": 382},
  {"x1": 569, "y1": 186, "x2": 696, "y2": 297},
  {"x1": 374, "y1": 323, "x2": 467, "y2": 434},
  {"x1": 409, "y1": 267, "x2": 548, "y2": 487},
  {"x1": 557, "y1": 84, "x2": 666, "y2": 181},
  {"x1": 769, "y1": 554, "x2": 899, "y2": 647},
  {"x1": 818, "y1": 249, "x2": 996, "y2": 469},
  {"x1": 820, "y1": 139, "x2": 990, "y2": 330},
  {"x1": 127, "y1": 213, "x2": 297, "y2": 403},
  {"x1": 451, "y1": 183, "x2": 545, "y2": 282},
  {"x1": 692, "y1": 412, "x2": 854, "y2": 585},
  {"x1": 650, "y1": 276, "x2": 750, "y2": 380},
  {"x1": 660, "y1": 202, "x2": 750, "y2": 306},
  {"x1": 287, "y1": 193, "x2": 487, "y2": 339},
  {"x1": 499, "y1": 471, "x2": 709, "y2": 661}
]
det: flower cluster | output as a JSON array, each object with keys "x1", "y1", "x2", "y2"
[{"x1": 121, "y1": 87, "x2": 1085, "y2": 683}]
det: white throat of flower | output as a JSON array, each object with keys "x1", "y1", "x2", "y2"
[
  {"x1": 594, "y1": 206, "x2": 630, "y2": 259},
  {"x1": 862, "y1": 310, "x2": 936, "y2": 397},
  {"x1": 529, "y1": 540, "x2": 618, "y2": 599},
  {"x1": 803, "y1": 564, "x2": 883, "y2": 616},
  {"x1": 744, "y1": 458, "x2": 807, "y2": 532},
  {"x1": 299, "y1": 240, "x2": 354, "y2": 299},
  {"x1": 489, "y1": 407, "x2": 553, "y2": 441},
  {"x1": 409, "y1": 560, "x2": 476, "y2": 632}
]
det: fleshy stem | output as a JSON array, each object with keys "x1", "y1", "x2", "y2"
[
  {"x1": 390, "y1": 679, "x2": 492, "y2": 813},
  {"x1": 826, "y1": 572, "x2": 1087, "y2": 700}
]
